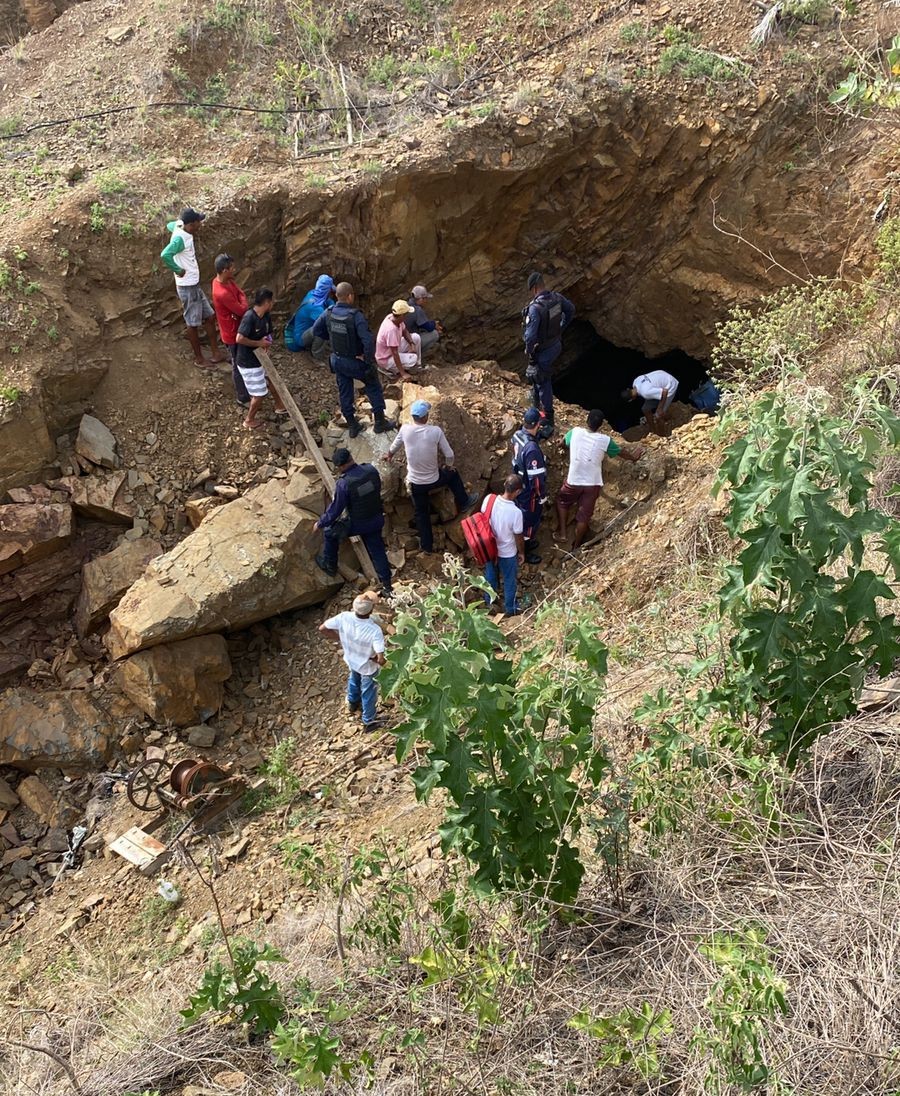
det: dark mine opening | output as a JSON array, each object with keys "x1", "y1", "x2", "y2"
[{"x1": 554, "y1": 321, "x2": 710, "y2": 431}]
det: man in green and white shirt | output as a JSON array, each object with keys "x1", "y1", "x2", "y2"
[
  {"x1": 160, "y1": 207, "x2": 226, "y2": 369},
  {"x1": 556, "y1": 408, "x2": 642, "y2": 548}
]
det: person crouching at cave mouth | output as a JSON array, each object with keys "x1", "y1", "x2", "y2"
[
  {"x1": 319, "y1": 592, "x2": 387, "y2": 732},
  {"x1": 556, "y1": 408, "x2": 643, "y2": 549},
  {"x1": 375, "y1": 299, "x2": 423, "y2": 383},
  {"x1": 621, "y1": 369, "x2": 679, "y2": 432},
  {"x1": 160, "y1": 207, "x2": 227, "y2": 369},
  {"x1": 522, "y1": 270, "x2": 575, "y2": 440},
  {"x1": 235, "y1": 288, "x2": 287, "y2": 430}
]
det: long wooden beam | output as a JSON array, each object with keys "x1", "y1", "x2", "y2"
[{"x1": 255, "y1": 349, "x2": 378, "y2": 584}]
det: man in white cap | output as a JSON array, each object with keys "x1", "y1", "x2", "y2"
[
  {"x1": 319, "y1": 591, "x2": 386, "y2": 731},
  {"x1": 375, "y1": 300, "x2": 422, "y2": 381},
  {"x1": 405, "y1": 285, "x2": 443, "y2": 354},
  {"x1": 386, "y1": 399, "x2": 479, "y2": 552}
]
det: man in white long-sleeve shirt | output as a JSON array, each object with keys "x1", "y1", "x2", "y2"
[
  {"x1": 385, "y1": 398, "x2": 479, "y2": 552},
  {"x1": 622, "y1": 369, "x2": 679, "y2": 427}
]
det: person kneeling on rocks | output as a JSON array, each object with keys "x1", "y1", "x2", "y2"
[
  {"x1": 235, "y1": 288, "x2": 287, "y2": 430},
  {"x1": 314, "y1": 447, "x2": 393, "y2": 596},
  {"x1": 319, "y1": 592, "x2": 387, "y2": 732},
  {"x1": 375, "y1": 300, "x2": 422, "y2": 382}
]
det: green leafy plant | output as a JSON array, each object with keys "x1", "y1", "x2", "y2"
[
  {"x1": 89, "y1": 202, "x2": 105, "y2": 233},
  {"x1": 0, "y1": 384, "x2": 21, "y2": 404},
  {"x1": 620, "y1": 20, "x2": 654, "y2": 44},
  {"x1": 383, "y1": 569, "x2": 609, "y2": 903},
  {"x1": 246, "y1": 736, "x2": 302, "y2": 812},
  {"x1": 272, "y1": 1020, "x2": 371, "y2": 1088},
  {"x1": 569, "y1": 1002, "x2": 673, "y2": 1079},
  {"x1": 691, "y1": 925, "x2": 788, "y2": 1092},
  {"x1": 0, "y1": 116, "x2": 23, "y2": 138},
  {"x1": 830, "y1": 35, "x2": 900, "y2": 110},
  {"x1": 876, "y1": 216, "x2": 900, "y2": 282},
  {"x1": 181, "y1": 940, "x2": 286, "y2": 1035},
  {"x1": 713, "y1": 381, "x2": 900, "y2": 762}
]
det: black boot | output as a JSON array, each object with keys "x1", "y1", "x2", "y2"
[
  {"x1": 347, "y1": 417, "x2": 364, "y2": 438},
  {"x1": 524, "y1": 539, "x2": 542, "y2": 565},
  {"x1": 315, "y1": 553, "x2": 337, "y2": 578},
  {"x1": 373, "y1": 412, "x2": 397, "y2": 434}
]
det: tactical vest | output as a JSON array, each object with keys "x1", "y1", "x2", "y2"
[
  {"x1": 326, "y1": 307, "x2": 361, "y2": 358},
  {"x1": 533, "y1": 293, "x2": 563, "y2": 345},
  {"x1": 345, "y1": 464, "x2": 382, "y2": 523}
]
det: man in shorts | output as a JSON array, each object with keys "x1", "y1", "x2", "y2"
[
  {"x1": 556, "y1": 408, "x2": 642, "y2": 549},
  {"x1": 235, "y1": 288, "x2": 287, "y2": 430},
  {"x1": 160, "y1": 207, "x2": 226, "y2": 369}
]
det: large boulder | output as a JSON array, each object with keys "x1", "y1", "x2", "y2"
[
  {"x1": 399, "y1": 382, "x2": 495, "y2": 496},
  {"x1": 0, "y1": 392, "x2": 55, "y2": 494},
  {"x1": 75, "y1": 414, "x2": 118, "y2": 469},
  {"x1": 106, "y1": 470, "x2": 342, "y2": 659},
  {"x1": 75, "y1": 537, "x2": 163, "y2": 637},
  {"x1": 0, "y1": 690, "x2": 113, "y2": 771},
  {"x1": 320, "y1": 399, "x2": 402, "y2": 502},
  {"x1": 0, "y1": 503, "x2": 73, "y2": 576},
  {"x1": 117, "y1": 635, "x2": 231, "y2": 726},
  {"x1": 53, "y1": 472, "x2": 135, "y2": 524}
]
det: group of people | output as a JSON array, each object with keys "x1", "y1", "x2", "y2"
[{"x1": 161, "y1": 210, "x2": 681, "y2": 729}]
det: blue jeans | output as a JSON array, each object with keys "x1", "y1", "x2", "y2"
[
  {"x1": 322, "y1": 517, "x2": 392, "y2": 590},
  {"x1": 347, "y1": 669, "x2": 378, "y2": 724},
  {"x1": 484, "y1": 554, "x2": 519, "y2": 615},
  {"x1": 332, "y1": 355, "x2": 386, "y2": 420}
]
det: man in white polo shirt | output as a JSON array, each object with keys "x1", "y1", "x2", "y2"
[
  {"x1": 319, "y1": 592, "x2": 386, "y2": 731},
  {"x1": 621, "y1": 369, "x2": 679, "y2": 427},
  {"x1": 483, "y1": 474, "x2": 525, "y2": 617},
  {"x1": 556, "y1": 408, "x2": 642, "y2": 549},
  {"x1": 160, "y1": 207, "x2": 226, "y2": 369}
]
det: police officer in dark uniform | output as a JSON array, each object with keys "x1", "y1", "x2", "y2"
[
  {"x1": 511, "y1": 407, "x2": 548, "y2": 564},
  {"x1": 311, "y1": 281, "x2": 396, "y2": 438},
  {"x1": 314, "y1": 447, "x2": 393, "y2": 594},
  {"x1": 523, "y1": 271, "x2": 575, "y2": 439}
]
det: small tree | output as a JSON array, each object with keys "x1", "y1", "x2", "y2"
[{"x1": 382, "y1": 569, "x2": 609, "y2": 904}]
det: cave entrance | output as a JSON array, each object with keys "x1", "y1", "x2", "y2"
[{"x1": 553, "y1": 320, "x2": 709, "y2": 431}]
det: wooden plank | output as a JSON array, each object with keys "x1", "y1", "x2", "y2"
[{"x1": 255, "y1": 349, "x2": 378, "y2": 584}]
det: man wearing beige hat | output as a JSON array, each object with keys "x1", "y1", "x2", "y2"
[
  {"x1": 375, "y1": 299, "x2": 423, "y2": 382},
  {"x1": 405, "y1": 285, "x2": 443, "y2": 354},
  {"x1": 319, "y1": 591, "x2": 387, "y2": 731}
]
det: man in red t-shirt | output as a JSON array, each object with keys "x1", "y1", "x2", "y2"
[{"x1": 211, "y1": 254, "x2": 250, "y2": 406}]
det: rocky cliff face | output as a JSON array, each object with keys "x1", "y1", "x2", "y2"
[{"x1": 0, "y1": 85, "x2": 879, "y2": 490}]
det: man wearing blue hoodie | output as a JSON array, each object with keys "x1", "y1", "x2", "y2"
[{"x1": 286, "y1": 274, "x2": 334, "y2": 359}]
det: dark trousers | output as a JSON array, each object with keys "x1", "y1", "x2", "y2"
[
  {"x1": 332, "y1": 355, "x2": 386, "y2": 421},
  {"x1": 530, "y1": 342, "x2": 561, "y2": 422},
  {"x1": 519, "y1": 499, "x2": 542, "y2": 542},
  {"x1": 322, "y1": 517, "x2": 392, "y2": 590},
  {"x1": 410, "y1": 469, "x2": 469, "y2": 552},
  {"x1": 227, "y1": 344, "x2": 250, "y2": 403}
]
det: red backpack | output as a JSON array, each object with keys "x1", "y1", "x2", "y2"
[{"x1": 461, "y1": 494, "x2": 498, "y2": 565}]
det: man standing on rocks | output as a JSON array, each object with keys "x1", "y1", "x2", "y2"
[
  {"x1": 235, "y1": 288, "x2": 287, "y2": 430},
  {"x1": 160, "y1": 207, "x2": 227, "y2": 369},
  {"x1": 405, "y1": 285, "x2": 443, "y2": 355},
  {"x1": 375, "y1": 300, "x2": 422, "y2": 382},
  {"x1": 211, "y1": 254, "x2": 250, "y2": 408},
  {"x1": 385, "y1": 399, "x2": 479, "y2": 554},
  {"x1": 523, "y1": 271, "x2": 575, "y2": 439},
  {"x1": 319, "y1": 592, "x2": 387, "y2": 731},
  {"x1": 621, "y1": 369, "x2": 679, "y2": 429},
  {"x1": 314, "y1": 447, "x2": 393, "y2": 595},
  {"x1": 483, "y1": 474, "x2": 525, "y2": 617},
  {"x1": 312, "y1": 282, "x2": 396, "y2": 439},
  {"x1": 556, "y1": 408, "x2": 642, "y2": 549},
  {"x1": 511, "y1": 407, "x2": 548, "y2": 564}
]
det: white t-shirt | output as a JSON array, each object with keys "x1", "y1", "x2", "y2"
[
  {"x1": 634, "y1": 370, "x2": 678, "y2": 401},
  {"x1": 566, "y1": 427, "x2": 613, "y2": 487},
  {"x1": 389, "y1": 423, "x2": 453, "y2": 485},
  {"x1": 323, "y1": 611, "x2": 385, "y2": 675},
  {"x1": 484, "y1": 495, "x2": 523, "y2": 559},
  {"x1": 171, "y1": 225, "x2": 199, "y2": 286}
]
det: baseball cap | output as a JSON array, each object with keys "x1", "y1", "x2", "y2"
[
  {"x1": 391, "y1": 299, "x2": 412, "y2": 316},
  {"x1": 411, "y1": 399, "x2": 431, "y2": 418},
  {"x1": 523, "y1": 407, "x2": 541, "y2": 425},
  {"x1": 527, "y1": 271, "x2": 543, "y2": 290},
  {"x1": 352, "y1": 594, "x2": 376, "y2": 616},
  {"x1": 181, "y1": 207, "x2": 206, "y2": 224},
  {"x1": 332, "y1": 447, "x2": 352, "y2": 467},
  {"x1": 411, "y1": 285, "x2": 433, "y2": 299}
]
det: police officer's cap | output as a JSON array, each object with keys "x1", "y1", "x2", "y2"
[
  {"x1": 332, "y1": 447, "x2": 352, "y2": 467},
  {"x1": 523, "y1": 408, "x2": 541, "y2": 426}
]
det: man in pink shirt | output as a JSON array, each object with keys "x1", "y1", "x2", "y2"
[{"x1": 375, "y1": 300, "x2": 422, "y2": 382}]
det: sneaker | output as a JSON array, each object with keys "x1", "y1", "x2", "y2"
[
  {"x1": 315, "y1": 553, "x2": 337, "y2": 578},
  {"x1": 348, "y1": 700, "x2": 361, "y2": 714}
]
